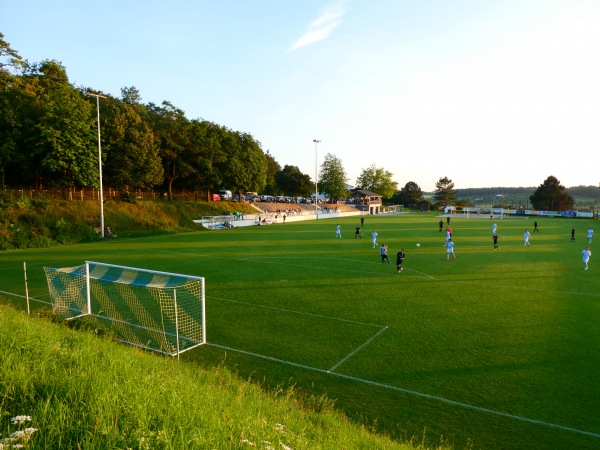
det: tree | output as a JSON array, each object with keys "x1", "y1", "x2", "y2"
[
  {"x1": 318, "y1": 153, "x2": 349, "y2": 202},
  {"x1": 262, "y1": 150, "x2": 281, "y2": 195},
  {"x1": 432, "y1": 176, "x2": 457, "y2": 208},
  {"x1": 99, "y1": 93, "x2": 163, "y2": 191},
  {"x1": 355, "y1": 164, "x2": 398, "y2": 199},
  {"x1": 529, "y1": 176, "x2": 575, "y2": 211},
  {"x1": 180, "y1": 119, "x2": 227, "y2": 199},
  {"x1": 395, "y1": 181, "x2": 423, "y2": 206},
  {"x1": 222, "y1": 131, "x2": 267, "y2": 201},
  {"x1": 146, "y1": 101, "x2": 192, "y2": 201},
  {"x1": 0, "y1": 76, "x2": 35, "y2": 187},
  {"x1": 24, "y1": 61, "x2": 97, "y2": 193},
  {"x1": 0, "y1": 32, "x2": 25, "y2": 84},
  {"x1": 0, "y1": 34, "x2": 28, "y2": 187},
  {"x1": 274, "y1": 165, "x2": 313, "y2": 197}
]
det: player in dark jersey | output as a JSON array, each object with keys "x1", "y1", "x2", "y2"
[{"x1": 396, "y1": 249, "x2": 405, "y2": 272}]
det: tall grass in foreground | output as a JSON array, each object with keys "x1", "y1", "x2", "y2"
[{"x1": 0, "y1": 305, "x2": 430, "y2": 450}]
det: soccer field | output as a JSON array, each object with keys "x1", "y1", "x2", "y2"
[{"x1": 1, "y1": 213, "x2": 598, "y2": 449}]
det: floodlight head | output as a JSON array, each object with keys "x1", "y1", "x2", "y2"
[{"x1": 313, "y1": 139, "x2": 321, "y2": 143}]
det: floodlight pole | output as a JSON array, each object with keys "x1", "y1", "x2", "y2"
[
  {"x1": 313, "y1": 139, "x2": 320, "y2": 218},
  {"x1": 89, "y1": 92, "x2": 106, "y2": 238}
]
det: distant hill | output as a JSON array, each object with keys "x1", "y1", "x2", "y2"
[{"x1": 425, "y1": 186, "x2": 600, "y2": 209}]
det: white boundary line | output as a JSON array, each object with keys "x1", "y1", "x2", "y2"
[
  {"x1": 0, "y1": 290, "x2": 51, "y2": 306},
  {"x1": 328, "y1": 326, "x2": 388, "y2": 373},
  {"x1": 207, "y1": 342, "x2": 600, "y2": 440}
]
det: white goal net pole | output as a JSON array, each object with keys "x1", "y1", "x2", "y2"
[{"x1": 85, "y1": 261, "x2": 92, "y2": 315}]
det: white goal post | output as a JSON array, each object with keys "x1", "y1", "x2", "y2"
[
  {"x1": 458, "y1": 207, "x2": 508, "y2": 219},
  {"x1": 43, "y1": 261, "x2": 206, "y2": 357}
]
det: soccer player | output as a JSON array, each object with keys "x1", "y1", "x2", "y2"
[
  {"x1": 355, "y1": 226, "x2": 361, "y2": 239},
  {"x1": 533, "y1": 221, "x2": 539, "y2": 233},
  {"x1": 493, "y1": 233, "x2": 499, "y2": 250},
  {"x1": 523, "y1": 229, "x2": 531, "y2": 247},
  {"x1": 439, "y1": 219, "x2": 443, "y2": 232},
  {"x1": 570, "y1": 228, "x2": 575, "y2": 242},
  {"x1": 335, "y1": 224, "x2": 341, "y2": 238},
  {"x1": 492, "y1": 222, "x2": 497, "y2": 235},
  {"x1": 396, "y1": 248, "x2": 406, "y2": 272},
  {"x1": 587, "y1": 228, "x2": 593, "y2": 244},
  {"x1": 380, "y1": 243, "x2": 391, "y2": 264},
  {"x1": 371, "y1": 230, "x2": 378, "y2": 248},
  {"x1": 446, "y1": 238, "x2": 456, "y2": 260},
  {"x1": 582, "y1": 246, "x2": 592, "y2": 270}
]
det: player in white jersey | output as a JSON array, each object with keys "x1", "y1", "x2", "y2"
[
  {"x1": 380, "y1": 244, "x2": 391, "y2": 264},
  {"x1": 582, "y1": 246, "x2": 592, "y2": 270},
  {"x1": 446, "y1": 239, "x2": 456, "y2": 260},
  {"x1": 523, "y1": 229, "x2": 531, "y2": 247}
]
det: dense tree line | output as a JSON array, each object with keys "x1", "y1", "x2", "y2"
[
  {"x1": 0, "y1": 36, "x2": 272, "y2": 201},
  {"x1": 4, "y1": 34, "x2": 594, "y2": 210},
  {"x1": 0, "y1": 34, "x2": 422, "y2": 204}
]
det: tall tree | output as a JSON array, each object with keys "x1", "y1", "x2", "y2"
[
  {"x1": 222, "y1": 131, "x2": 267, "y2": 201},
  {"x1": 274, "y1": 165, "x2": 313, "y2": 197},
  {"x1": 395, "y1": 181, "x2": 424, "y2": 206},
  {"x1": 318, "y1": 153, "x2": 349, "y2": 202},
  {"x1": 0, "y1": 34, "x2": 28, "y2": 186},
  {"x1": 0, "y1": 32, "x2": 25, "y2": 83},
  {"x1": 120, "y1": 86, "x2": 143, "y2": 106},
  {"x1": 529, "y1": 176, "x2": 575, "y2": 211},
  {"x1": 355, "y1": 164, "x2": 398, "y2": 199},
  {"x1": 98, "y1": 93, "x2": 163, "y2": 191},
  {"x1": 262, "y1": 150, "x2": 281, "y2": 195},
  {"x1": 180, "y1": 119, "x2": 227, "y2": 199},
  {"x1": 0, "y1": 76, "x2": 35, "y2": 187},
  {"x1": 24, "y1": 61, "x2": 97, "y2": 192},
  {"x1": 432, "y1": 176, "x2": 457, "y2": 207},
  {"x1": 146, "y1": 101, "x2": 192, "y2": 200}
]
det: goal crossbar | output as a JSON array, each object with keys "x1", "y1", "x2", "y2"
[{"x1": 44, "y1": 261, "x2": 206, "y2": 357}]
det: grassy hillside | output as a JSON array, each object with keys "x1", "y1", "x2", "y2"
[
  {"x1": 0, "y1": 194, "x2": 259, "y2": 250},
  {"x1": 0, "y1": 304, "x2": 419, "y2": 449}
]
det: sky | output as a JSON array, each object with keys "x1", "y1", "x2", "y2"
[{"x1": 2, "y1": 0, "x2": 600, "y2": 191}]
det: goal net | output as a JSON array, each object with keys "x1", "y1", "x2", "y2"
[{"x1": 43, "y1": 261, "x2": 206, "y2": 356}]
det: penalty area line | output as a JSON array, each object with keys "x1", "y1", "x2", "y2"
[
  {"x1": 328, "y1": 326, "x2": 388, "y2": 373},
  {"x1": 206, "y1": 343, "x2": 600, "y2": 440}
]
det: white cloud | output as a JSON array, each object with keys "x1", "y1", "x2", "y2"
[{"x1": 287, "y1": 1, "x2": 348, "y2": 52}]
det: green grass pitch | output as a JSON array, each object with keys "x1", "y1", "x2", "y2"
[{"x1": 1, "y1": 213, "x2": 598, "y2": 449}]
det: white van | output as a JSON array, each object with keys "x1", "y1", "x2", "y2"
[{"x1": 218, "y1": 190, "x2": 232, "y2": 200}]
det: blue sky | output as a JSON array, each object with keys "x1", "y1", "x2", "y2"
[{"x1": 3, "y1": 0, "x2": 599, "y2": 191}]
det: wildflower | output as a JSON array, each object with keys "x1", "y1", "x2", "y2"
[{"x1": 10, "y1": 417, "x2": 32, "y2": 426}]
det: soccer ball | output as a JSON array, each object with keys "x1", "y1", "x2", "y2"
[{"x1": 416, "y1": 243, "x2": 420, "y2": 247}]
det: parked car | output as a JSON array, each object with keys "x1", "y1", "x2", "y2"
[
  {"x1": 218, "y1": 190, "x2": 232, "y2": 200},
  {"x1": 212, "y1": 193, "x2": 221, "y2": 201}
]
